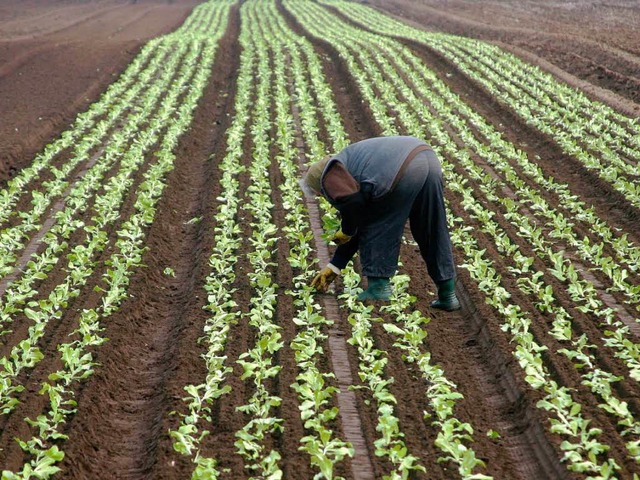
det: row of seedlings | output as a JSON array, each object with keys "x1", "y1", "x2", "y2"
[
  {"x1": 169, "y1": 4, "x2": 254, "y2": 477},
  {"x1": 263, "y1": 2, "x2": 355, "y2": 478},
  {"x1": 231, "y1": 5, "x2": 285, "y2": 477}
]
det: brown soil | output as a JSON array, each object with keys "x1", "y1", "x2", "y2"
[
  {"x1": 0, "y1": 0, "x2": 200, "y2": 184},
  {"x1": 1, "y1": 1, "x2": 639, "y2": 479},
  {"x1": 367, "y1": 0, "x2": 640, "y2": 109}
]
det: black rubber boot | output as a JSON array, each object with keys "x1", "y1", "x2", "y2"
[
  {"x1": 430, "y1": 278, "x2": 461, "y2": 311},
  {"x1": 357, "y1": 277, "x2": 392, "y2": 301}
]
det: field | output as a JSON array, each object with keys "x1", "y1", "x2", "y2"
[{"x1": 0, "y1": 0, "x2": 639, "y2": 479}]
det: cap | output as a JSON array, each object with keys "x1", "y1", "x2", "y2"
[{"x1": 303, "y1": 155, "x2": 331, "y2": 194}]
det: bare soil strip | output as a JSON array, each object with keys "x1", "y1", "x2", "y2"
[
  {"x1": 433, "y1": 271, "x2": 569, "y2": 480},
  {"x1": 0, "y1": 2, "x2": 125, "y2": 40},
  {"x1": 290, "y1": 89, "x2": 376, "y2": 480}
]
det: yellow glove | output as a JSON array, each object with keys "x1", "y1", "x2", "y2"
[
  {"x1": 331, "y1": 230, "x2": 352, "y2": 246},
  {"x1": 310, "y1": 264, "x2": 340, "y2": 292}
]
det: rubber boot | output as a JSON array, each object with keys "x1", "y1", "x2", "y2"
[
  {"x1": 357, "y1": 277, "x2": 392, "y2": 301},
  {"x1": 430, "y1": 278, "x2": 461, "y2": 311}
]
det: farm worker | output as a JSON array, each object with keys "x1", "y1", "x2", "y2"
[{"x1": 302, "y1": 135, "x2": 460, "y2": 311}]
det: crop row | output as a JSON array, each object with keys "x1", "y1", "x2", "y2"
[
  {"x1": 267, "y1": 5, "x2": 356, "y2": 477},
  {"x1": 168, "y1": 6, "x2": 253, "y2": 477},
  {"x1": 171, "y1": 2, "x2": 352, "y2": 478}
]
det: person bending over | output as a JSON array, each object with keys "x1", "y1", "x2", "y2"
[{"x1": 302, "y1": 135, "x2": 460, "y2": 311}]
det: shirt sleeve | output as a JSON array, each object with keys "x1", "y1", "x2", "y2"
[
  {"x1": 330, "y1": 235, "x2": 359, "y2": 270},
  {"x1": 334, "y1": 191, "x2": 367, "y2": 236}
]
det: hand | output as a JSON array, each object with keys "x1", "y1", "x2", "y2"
[
  {"x1": 331, "y1": 230, "x2": 352, "y2": 246},
  {"x1": 310, "y1": 265, "x2": 339, "y2": 292}
]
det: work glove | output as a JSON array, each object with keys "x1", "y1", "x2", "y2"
[
  {"x1": 310, "y1": 264, "x2": 340, "y2": 293},
  {"x1": 331, "y1": 230, "x2": 352, "y2": 246}
]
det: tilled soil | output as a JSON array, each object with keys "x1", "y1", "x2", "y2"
[
  {"x1": 367, "y1": 0, "x2": 640, "y2": 108},
  {"x1": 0, "y1": 0, "x2": 200, "y2": 183},
  {"x1": 0, "y1": 1, "x2": 639, "y2": 479}
]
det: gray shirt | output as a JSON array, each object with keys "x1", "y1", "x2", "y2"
[
  {"x1": 331, "y1": 136, "x2": 428, "y2": 199},
  {"x1": 320, "y1": 135, "x2": 431, "y2": 239}
]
